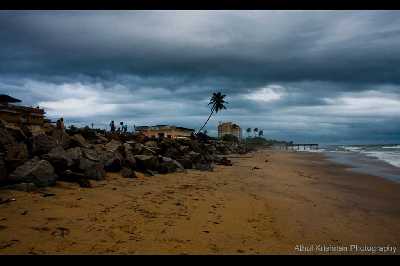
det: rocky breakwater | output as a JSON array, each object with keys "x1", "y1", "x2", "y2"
[{"x1": 0, "y1": 120, "x2": 248, "y2": 191}]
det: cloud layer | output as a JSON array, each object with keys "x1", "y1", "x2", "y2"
[{"x1": 1, "y1": 11, "x2": 400, "y2": 144}]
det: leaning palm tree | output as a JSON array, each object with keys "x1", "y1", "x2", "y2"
[{"x1": 197, "y1": 92, "x2": 227, "y2": 134}]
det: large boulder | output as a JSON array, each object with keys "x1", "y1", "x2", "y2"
[
  {"x1": 187, "y1": 151, "x2": 201, "y2": 164},
  {"x1": 129, "y1": 142, "x2": 144, "y2": 155},
  {"x1": 22, "y1": 124, "x2": 45, "y2": 138},
  {"x1": 42, "y1": 146, "x2": 73, "y2": 174},
  {"x1": 32, "y1": 134, "x2": 57, "y2": 156},
  {"x1": 120, "y1": 167, "x2": 137, "y2": 178},
  {"x1": 122, "y1": 143, "x2": 136, "y2": 169},
  {"x1": 0, "y1": 120, "x2": 16, "y2": 149},
  {"x1": 104, "y1": 139, "x2": 122, "y2": 153},
  {"x1": 158, "y1": 156, "x2": 184, "y2": 174},
  {"x1": 194, "y1": 162, "x2": 213, "y2": 171},
  {"x1": 94, "y1": 133, "x2": 108, "y2": 144},
  {"x1": 0, "y1": 156, "x2": 7, "y2": 183},
  {"x1": 70, "y1": 134, "x2": 89, "y2": 148},
  {"x1": 78, "y1": 157, "x2": 106, "y2": 180},
  {"x1": 3, "y1": 123, "x2": 26, "y2": 142},
  {"x1": 4, "y1": 143, "x2": 29, "y2": 171},
  {"x1": 176, "y1": 157, "x2": 193, "y2": 169},
  {"x1": 65, "y1": 147, "x2": 83, "y2": 162},
  {"x1": 103, "y1": 152, "x2": 123, "y2": 172},
  {"x1": 144, "y1": 140, "x2": 158, "y2": 148},
  {"x1": 9, "y1": 157, "x2": 58, "y2": 187},
  {"x1": 140, "y1": 146, "x2": 158, "y2": 156},
  {"x1": 134, "y1": 155, "x2": 159, "y2": 171},
  {"x1": 51, "y1": 129, "x2": 72, "y2": 149},
  {"x1": 60, "y1": 170, "x2": 92, "y2": 188},
  {"x1": 81, "y1": 148, "x2": 100, "y2": 162}
]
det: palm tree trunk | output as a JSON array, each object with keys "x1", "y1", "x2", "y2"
[{"x1": 197, "y1": 105, "x2": 215, "y2": 134}]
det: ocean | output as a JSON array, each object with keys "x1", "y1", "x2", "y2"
[{"x1": 299, "y1": 144, "x2": 400, "y2": 183}]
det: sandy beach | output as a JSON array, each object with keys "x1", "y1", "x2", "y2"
[{"x1": 1, "y1": 149, "x2": 399, "y2": 255}]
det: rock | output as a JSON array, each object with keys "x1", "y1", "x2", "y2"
[
  {"x1": 65, "y1": 147, "x2": 83, "y2": 165},
  {"x1": 120, "y1": 167, "x2": 137, "y2": 178},
  {"x1": 122, "y1": 143, "x2": 136, "y2": 169},
  {"x1": 194, "y1": 162, "x2": 213, "y2": 171},
  {"x1": 134, "y1": 155, "x2": 159, "y2": 171},
  {"x1": 104, "y1": 139, "x2": 122, "y2": 153},
  {"x1": 42, "y1": 146, "x2": 73, "y2": 174},
  {"x1": 70, "y1": 134, "x2": 89, "y2": 148},
  {"x1": 22, "y1": 124, "x2": 45, "y2": 138},
  {"x1": 176, "y1": 157, "x2": 193, "y2": 169},
  {"x1": 9, "y1": 157, "x2": 58, "y2": 187},
  {"x1": 32, "y1": 134, "x2": 57, "y2": 155},
  {"x1": 144, "y1": 140, "x2": 158, "y2": 148},
  {"x1": 215, "y1": 156, "x2": 232, "y2": 166},
  {"x1": 94, "y1": 133, "x2": 108, "y2": 144},
  {"x1": 187, "y1": 151, "x2": 201, "y2": 163},
  {"x1": 140, "y1": 146, "x2": 157, "y2": 155},
  {"x1": 158, "y1": 156, "x2": 184, "y2": 174},
  {"x1": 85, "y1": 163, "x2": 106, "y2": 180},
  {"x1": 12, "y1": 182, "x2": 38, "y2": 192},
  {"x1": 130, "y1": 142, "x2": 144, "y2": 154},
  {"x1": 81, "y1": 148, "x2": 100, "y2": 162},
  {"x1": 0, "y1": 121, "x2": 16, "y2": 148},
  {"x1": 60, "y1": 170, "x2": 92, "y2": 188},
  {"x1": 51, "y1": 129, "x2": 72, "y2": 149},
  {"x1": 79, "y1": 157, "x2": 106, "y2": 180},
  {"x1": 4, "y1": 143, "x2": 29, "y2": 171},
  {"x1": 0, "y1": 156, "x2": 7, "y2": 183},
  {"x1": 104, "y1": 153, "x2": 123, "y2": 172},
  {"x1": 3, "y1": 123, "x2": 26, "y2": 142}
]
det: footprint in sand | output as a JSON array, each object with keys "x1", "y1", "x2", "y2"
[
  {"x1": 51, "y1": 227, "x2": 70, "y2": 238},
  {"x1": 0, "y1": 240, "x2": 19, "y2": 250}
]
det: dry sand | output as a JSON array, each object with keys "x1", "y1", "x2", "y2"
[{"x1": 1, "y1": 149, "x2": 399, "y2": 254}]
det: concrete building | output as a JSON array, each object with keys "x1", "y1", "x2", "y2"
[
  {"x1": 218, "y1": 122, "x2": 242, "y2": 140},
  {"x1": 135, "y1": 125, "x2": 194, "y2": 139},
  {"x1": 0, "y1": 94, "x2": 45, "y2": 126}
]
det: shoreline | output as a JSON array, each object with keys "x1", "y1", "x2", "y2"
[
  {"x1": 295, "y1": 149, "x2": 400, "y2": 185},
  {"x1": 1, "y1": 149, "x2": 400, "y2": 254}
]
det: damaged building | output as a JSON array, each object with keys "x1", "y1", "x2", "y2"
[{"x1": 135, "y1": 125, "x2": 194, "y2": 139}]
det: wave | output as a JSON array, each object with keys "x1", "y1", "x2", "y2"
[
  {"x1": 382, "y1": 145, "x2": 400, "y2": 149},
  {"x1": 361, "y1": 151, "x2": 400, "y2": 168},
  {"x1": 341, "y1": 146, "x2": 362, "y2": 152}
]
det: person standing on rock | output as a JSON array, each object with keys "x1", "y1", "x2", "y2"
[
  {"x1": 110, "y1": 120, "x2": 115, "y2": 133},
  {"x1": 60, "y1": 118, "x2": 65, "y2": 131}
]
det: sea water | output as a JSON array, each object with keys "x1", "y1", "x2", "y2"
[{"x1": 298, "y1": 144, "x2": 400, "y2": 183}]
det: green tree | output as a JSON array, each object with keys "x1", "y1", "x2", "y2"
[
  {"x1": 197, "y1": 92, "x2": 227, "y2": 133},
  {"x1": 246, "y1": 127, "x2": 252, "y2": 138},
  {"x1": 253, "y1": 127, "x2": 258, "y2": 137}
]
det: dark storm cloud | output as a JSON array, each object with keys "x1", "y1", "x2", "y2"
[
  {"x1": 1, "y1": 10, "x2": 400, "y2": 84},
  {"x1": 1, "y1": 11, "x2": 400, "y2": 144}
]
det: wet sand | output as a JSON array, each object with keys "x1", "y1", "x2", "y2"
[{"x1": 1, "y1": 150, "x2": 399, "y2": 254}]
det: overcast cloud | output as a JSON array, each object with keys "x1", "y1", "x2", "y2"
[{"x1": 0, "y1": 10, "x2": 400, "y2": 144}]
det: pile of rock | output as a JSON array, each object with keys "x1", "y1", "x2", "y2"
[{"x1": 0, "y1": 120, "x2": 249, "y2": 190}]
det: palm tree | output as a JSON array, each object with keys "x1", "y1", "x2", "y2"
[
  {"x1": 197, "y1": 92, "x2": 227, "y2": 134},
  {"x1": 254, "y1": 128, "x2": 259, "y2": 137},
  {"x1": 246, "y1": 128, "x2": 252, "y2": 138}
]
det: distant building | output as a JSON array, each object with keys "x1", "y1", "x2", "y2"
[
  {"x1": 0, "y1": 94, "x2": 45, "y2": 126},
  {"x1": 218, "y1": 122, "x2": 242, "y2": 140},
  {"x1": 135, "y1": 125, "x2": 194, "y2": 139}
]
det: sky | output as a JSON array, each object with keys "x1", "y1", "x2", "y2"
[{"x1": 0, "y1": 10, "x2": 400, "y2": 144}]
